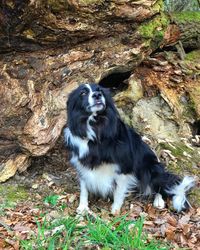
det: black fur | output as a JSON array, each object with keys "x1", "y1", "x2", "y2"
[{"x1": 65, "y1": 83, "x2": 194, "y2": 211}]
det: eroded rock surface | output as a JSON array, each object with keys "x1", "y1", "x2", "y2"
[{"x1": 0, "y1": 0, "x2": 199, "y2": 187}]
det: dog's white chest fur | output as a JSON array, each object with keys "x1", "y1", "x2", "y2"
[
  {"x1": 71, "y1": 156, "x2": 119, "y2": 198},
  {"x1": 64, "y1": 128, "x2": 89, "y2": 158}
]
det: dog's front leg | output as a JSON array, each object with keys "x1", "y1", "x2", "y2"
[
  {"x1": 111, "y1": 174, "x2": 129, "y2": 215},
  {"x1": 77, "y1": 179, "x2": 90, "y2": 215}
]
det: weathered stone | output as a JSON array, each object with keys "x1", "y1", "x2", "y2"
[
  {"x1": 115, "y1": 74, "x2": 143, "y2": 104},
  {"x1": 0, "y1": 154, "x2": 30, "y2": 182},
  {"x1": 0, "y1": 0, "x2": 200, "y2": 183}
]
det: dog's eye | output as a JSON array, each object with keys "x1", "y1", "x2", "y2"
[{"x1": 80, "y1": 90, "x2": 87, "y2": 96}]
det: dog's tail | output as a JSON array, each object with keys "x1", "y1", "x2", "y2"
[
  {"x1": 151, "y1": 166, "x2": 195, "y2": 212},
  {"x1": 166, "y1": 175, "x2": 195, "y2": 212}
]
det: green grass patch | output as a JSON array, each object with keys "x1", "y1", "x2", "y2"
[
  {"x1": 20, "y1": 215, "x2": 170, "y2": 250},
  {"x1": 44, "y1": 195, "x2": 60, "y2": 207}
]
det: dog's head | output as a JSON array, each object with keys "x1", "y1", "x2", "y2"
[
  {"x1": 67, "y1": 83, "x2": 110, "y2": 114},
  {"x1": 67, "y1": 83, "x2": 119, "y2": 138}
]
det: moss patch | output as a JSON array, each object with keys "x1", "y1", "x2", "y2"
[
  {"x1": 138, "y1": 14, "x2": 169, "y2": 39},
  {"x1": 0, "y1": 185, "x2": 29, "y2": 214},
  {"x1": 138, "y1": 13, "x2": 169, "y2": 48},
  {"x1": 182, "y1": 96, "x2": 197, "y2": 120},
  {"x1": 172, "y1": 11, "x2": 200, "y2": 23},
  {"x1": 189, "y1": 85, "x2": 200, "y2": 118},
  {"x1": 158, "y1": 141, "x2": 200, "y2": 175},
  {"x1": 185, "y1": 50, "x2": 200, "y2": 63},
  {"x1": 152, "y1": 0, "x2": 164, "y2": 12}
]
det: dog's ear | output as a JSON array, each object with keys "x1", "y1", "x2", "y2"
[{"x1": 66, "y1": 89, "x2": 77, "y2": 125}]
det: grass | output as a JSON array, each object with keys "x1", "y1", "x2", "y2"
[
  {"x1": 20, "y1": 214, "x2": 170, "y2": 250},
  {"x1": 44, "y1": 194, "x2": 60, "y2": 206}
]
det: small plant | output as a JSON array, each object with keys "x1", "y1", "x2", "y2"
[{"x1": 44, "y1": 195, "x2": 60, "y2": 206}]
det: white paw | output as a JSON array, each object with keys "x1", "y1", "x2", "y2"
[
  {"x1": 76, "y1": 205, "x2": 90, "y2": 215},
  {"x1": 111, "y1": 204, "x2": 121, "y2": 215},
  {"x1": 153, "y1": 193, "x2": 165, "y2": 209}
]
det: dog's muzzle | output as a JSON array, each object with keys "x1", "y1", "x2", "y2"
[{"x1": 87, "y1": 91, "x2": 106, "y2": 112}]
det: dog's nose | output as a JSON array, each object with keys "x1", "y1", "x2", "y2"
[{"x1": 92, "y1": 91, "x2": 102, "y2": 100}]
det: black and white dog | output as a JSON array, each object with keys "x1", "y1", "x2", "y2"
[{"x1": 64, "y1": 83, "x2": 195, "y2": 214}]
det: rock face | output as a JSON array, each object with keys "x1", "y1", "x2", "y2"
[{"x1": 0, "y1": 0, "x2": 200, "y2": 184}]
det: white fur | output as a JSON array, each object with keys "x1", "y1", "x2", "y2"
[
  {"x1": 85, "y1": 84, "x2": 94, "y2": 109},
  {"x1": 76, "y1": 180, "x2": 90, "y2": 214},
  {"x1": 153, "y1": 193, "x2": 165, "y2": 209},
  {"x1": 167, "y1": 176, "x2": 195, "y2": 212},
  {"x1": 112, "y1": 174, "x2": 138, "y2": 214},
  {"x1": 72, "y1": 155, "x2": 120, "y2": 197},
  {"x1": 144, "y1": 185, "x2": 152, "y2": 196},
  {"x1": 64, "y1": 128, "x2": 89, "y2": 158},
  {"x1": 86, "y1": 114, "x2": 96, "y2": 141},
  {"x1": 71, "y1": 155, "x2": 138, "y2": 214}
]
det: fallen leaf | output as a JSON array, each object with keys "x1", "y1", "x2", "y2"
[
  {"x1": 179, "y1": 233, "x2": 188, "y2": 246},
  {"x1": 182, "y1": 224, "x2": 191, "y2": 237},
  {"x1": 31, "y1": 183, "x2": 38, "y2": 189},
  {"x1": 143, "y1": 220, "x2": 154, "y2": 226},
  {"x1": 5, "y1": 238, "x2": 19, "y2": 250},
  {"x1": 68, "y1": 194, "x2": 77, "y2": 203},
  {"x1": 13, "y1": 224, "x2": 32, "y2": 233},
  {"x1": 154, "y1": 218, "x2": 167, "y2": 225},
  {"x1": 0, "y1": 239, "x2": 6, "y2": 249},
  {"x1": 167, "y1": 215, "x2": 177, "y2": 227},
  {"x1": 160, "y1": 224, "x2": 167, "y2": 236},
  {"x1": 165, "y1": 225, "x2": 176, "y2": 241},
  {"x1": 190, "y1": 233, "x2": 198, "y2": 244},
  {"x1": 178, "y1": 214, "x2": 190, "y2": 225}
]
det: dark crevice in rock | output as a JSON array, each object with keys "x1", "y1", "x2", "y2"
[
  {"x1": 99, "y1": 70, "x2": 131, "y2": 94},
  {"x1": 192, "y1": 120, "x2": 200, "y2": 136}
]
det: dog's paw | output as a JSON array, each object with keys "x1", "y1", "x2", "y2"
[
  {"x1": 111, "y1": 205, "x2": 121, "y2": 216},
  {"x1": 76, "y1": 205, "x2": 90, "y2": 215},
  {"x1": 153, "y1": 193, "x2": 165, "y2": 209}
]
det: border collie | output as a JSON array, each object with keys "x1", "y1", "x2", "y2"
[{"x1": 64, "y1": 83, "x2": 195, "y2": 215}]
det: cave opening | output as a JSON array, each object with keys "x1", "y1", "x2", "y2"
[
  {"x1": 192, "y1": 120, "x2": 200, "y2": 136},
  {"x1": 99, "y1": 70, "x2": 132, "y2": 94}
]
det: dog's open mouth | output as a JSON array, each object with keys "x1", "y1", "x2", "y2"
[
  {"x1": 93, "y1": 100, "x2": 104, "y2": 106},
  {"x1": 87, "y1": 101, "x2": 105, "y2": 112}
]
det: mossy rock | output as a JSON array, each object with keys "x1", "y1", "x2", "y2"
[
  {"x1": 152, "y1": 0, "x2": 164, "y2": 12},
  {"x1": 185, "y1": 50, "x2": 200, "y2": 63},
  {"x1": 158, "y1": 141, "x2": 200, "y2": 206},
  {"x1": 138, "y1": 13, "x2": 169, "y2": 47},
  {"x1": 189, "y1": 85, "x2": 200, "y2": 119}
]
